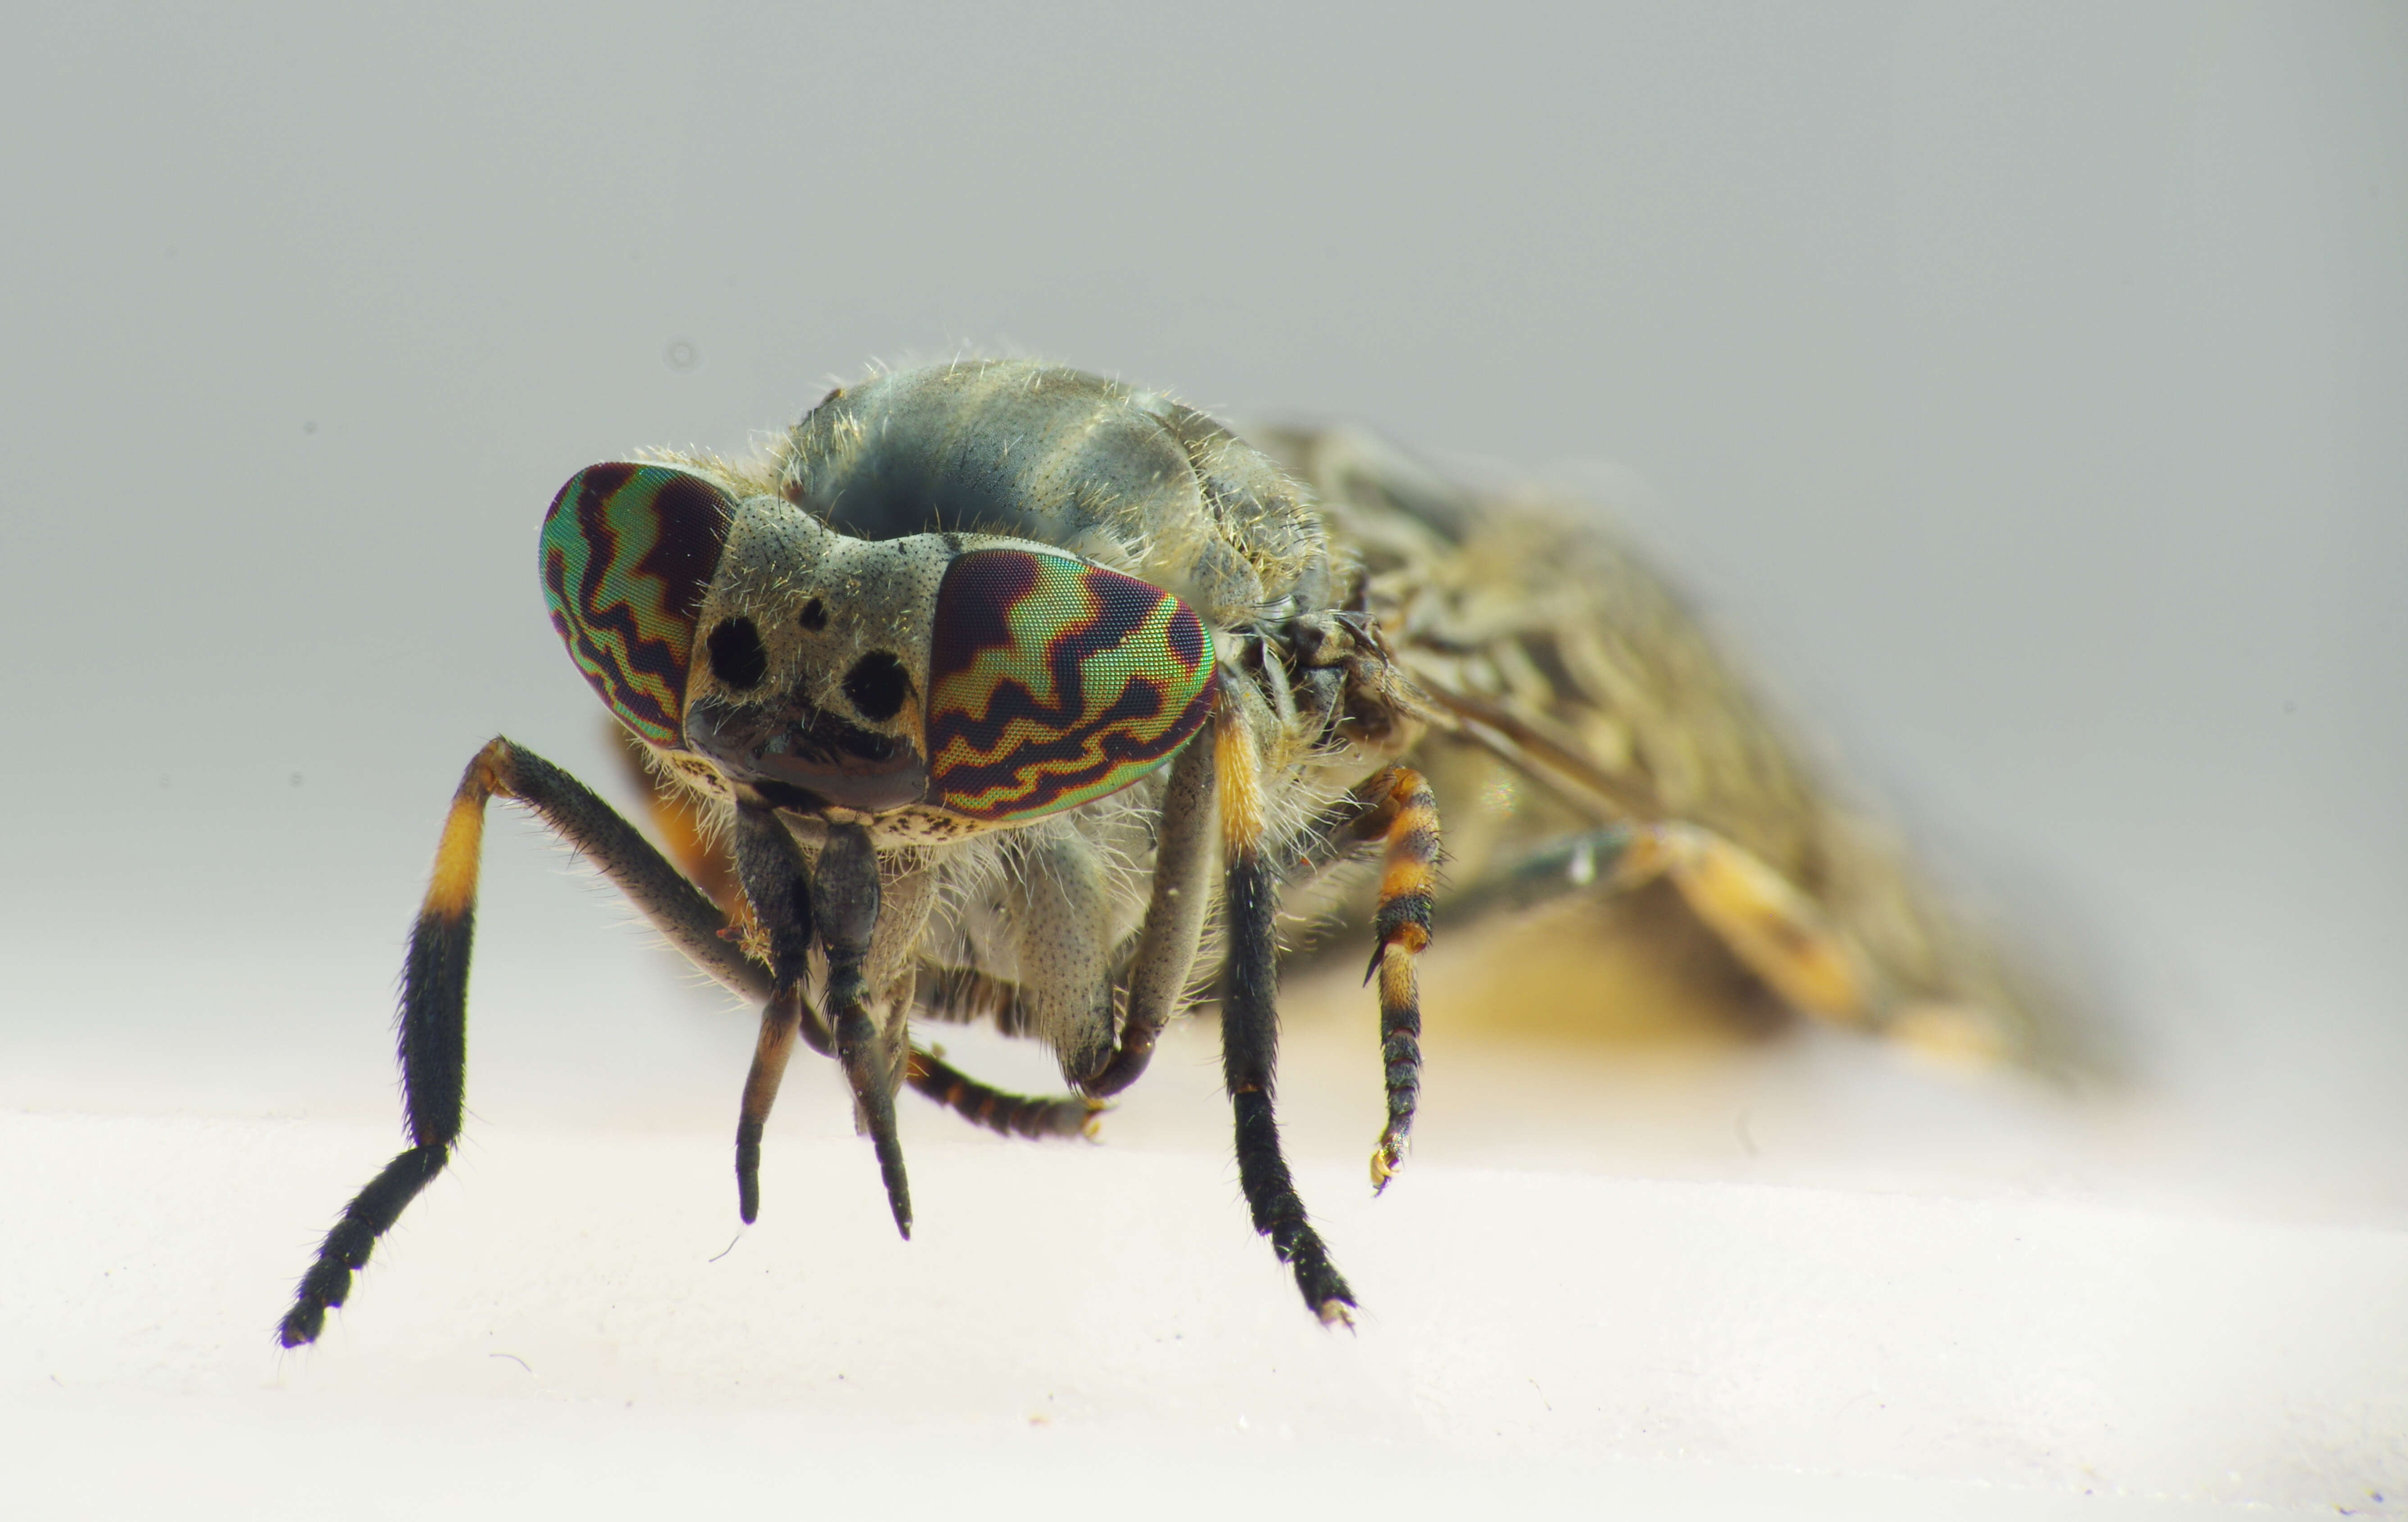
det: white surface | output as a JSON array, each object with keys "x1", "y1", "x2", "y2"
[{"x1": 7, "y1": 1010, "x2": 2405, "y2": 1519}]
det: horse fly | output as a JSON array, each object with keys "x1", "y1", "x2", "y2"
[{"x1": 279, "y1": 358, "x2": 2059, "y2": 1348}]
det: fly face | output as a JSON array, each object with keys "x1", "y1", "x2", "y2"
[
  {"x1": 543, "y1": 460, "x2": 1217, "y2": 841},
  {"x1": 680, "y1": 498, "x2": 948, "y2": 820}
]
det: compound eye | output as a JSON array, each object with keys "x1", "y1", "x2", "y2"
[
  {"x1": 926, "y1": 549, "x2": 1215, "y2": 822},
  {"x1": 540, "y1": 463, "x2": 734, "y2": 746}
]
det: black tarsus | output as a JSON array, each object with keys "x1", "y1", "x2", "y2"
[
  {"x1": 1376, "y1": 999, "x2": 1422, "y2": 1168},
  {"x1": 280, "y1": 1145, "x2": 449, "y2": 1346},
  {"x1": 1221, "y1": 847, "x2": 1356, "y2": 1322},
  {"x1": 735, "y1": 1117, "x2": 766, "y2": 1223}
]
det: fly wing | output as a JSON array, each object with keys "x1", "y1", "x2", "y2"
[{"x1": 1249, "y1": 423, "x2": 2082, "y2": 1072}]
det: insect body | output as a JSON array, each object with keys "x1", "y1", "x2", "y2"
[
  {"x1": 281, "y1": 360, "x2": 1439, "y2": 1345},
  {"x1": 279, "y1": 359, "x2": 2054, "y2": 1349}
]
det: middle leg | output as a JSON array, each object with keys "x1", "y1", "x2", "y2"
[{"x1": 1355, "y1": 765, "x2": 1440, "y2": 1192}]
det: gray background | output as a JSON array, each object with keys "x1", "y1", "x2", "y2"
[{"x1": 3, "y1": 3, "x2": 2402, "y2": 1199}]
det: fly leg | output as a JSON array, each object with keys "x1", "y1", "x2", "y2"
[
  {"x1": 1352, "y1": 766, "x2": 1440, "y2": 1192},
  {"x1": 1006, "y1": 829, "x2": 1119, "y2": 1087},
  {"x1": 726, "y1": 806, "x2": 912, "y2": 1237},
  {"x1": 1215, "y1": 680, "x2": 1354, "y2": 1326},
  {"x1": 1611, "y1": 822, "x2": 1867, "y2": 1025},
  {"x1": 906, "y1": 963, "x2": 1103, "y2": 1138},
  {"x1": 279, "y1": 737, "x2": 750, "y2": 1348},
  {"x1": 903, "y1": 1049, "x2": 1099, "y2": 1139},
  {"x1": 725, "y1": 803, "x2": 839, "y2": 1225},
  {"x1": 1075, "y1": 729, "x2": 1215, "y2": 1099},
  {"x1": 812, "y1": 822, "x2": 912, "y2": 1238}
]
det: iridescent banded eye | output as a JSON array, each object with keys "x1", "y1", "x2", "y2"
[
  {"x1": 927, "y1": 549, "x2": 1215, "y2": 822},
  {"x1": 539, "y1": 463, "x2": 734, "y2": 746}
]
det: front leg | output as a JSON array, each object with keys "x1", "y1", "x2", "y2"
[
  {"x1": 812, "y1": 821, "x2": 913, "y2": 1238},
  {"x1": 280, "y1": 736, "x2": 740, "y2": 1347},
  {"x1": 1214, "y1": 684, "x2": 1356, "y2": 1325},
  {"x1": 726, "y1": 803, "x2": 833, "y2": 1225},
  {"x1": 1006, "y1": 828, "x2": 1117, "y2": 1086},
  {"x1": 1077, "y1": 729, "x2": 1216, "y2": 1098},
  {"x1": 726, "y1": 804, "x2": 912, "y2": 1238}
]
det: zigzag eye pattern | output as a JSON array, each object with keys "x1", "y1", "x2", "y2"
[
  {"x1": 927, "y1": 549, "x2": 1215, "y2": 823},
  {"x1": 539, "y1": 463, "x2": 733, "y2": 746}
]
